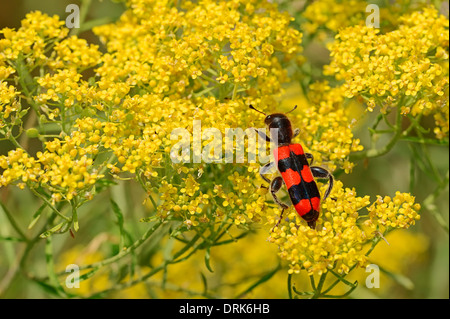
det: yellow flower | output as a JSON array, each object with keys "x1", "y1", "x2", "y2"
[
  {"x1": 366, "y1": 193, "x2": 421, "y2": 229},
  {"x1": 0, "y1": 11, "x2": 67, "y2": 65},
  {"x1": 267, "y1": 181, "x2": 421, "y2": 276},
  {"x1": 49, "y1": 36, "x2": 101, "y2": 70},
  {"x1": 0, "y1": 0, "x2": 431, "y2": 299},
  {"x1": 303, "y1": 0, "x2": 367, "y2": 33},
  {"x1": 0, "y1": 81, "x2": 20, "y2": 121},
  {"x1": 325, "y1": 7, "x2": 449, "y2": 138}
]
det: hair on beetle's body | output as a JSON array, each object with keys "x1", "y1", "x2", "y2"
[{"x1": 250, "y1": 105, "x2": 334, "y2": 229}]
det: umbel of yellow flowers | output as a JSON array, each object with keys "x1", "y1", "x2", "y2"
[{"x1": 0, "y1": 0, "x2": 434, "y2": 280}]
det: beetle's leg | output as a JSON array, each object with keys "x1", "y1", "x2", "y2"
[
  {"x1": 305, "y1": 152, "x2": 314, "y2": 165},
  {"x1": 310, "y1": 166, "x2": 334, "y2": 200},
  {"x1": 293, "y1": 128, "x2": 300, "y2": 138},
  {"x1": 270, "y1": 176, "x2": 289, "y2": 230},
  {"x1": 253, "y1": 128, "x2": 271, "y2": 143},
  {"x1": 259, "y1": 161, "x2": 275, "y2": 184},
  {"x1": 271, "y1": 177, "x2": 289, "y2": 209}
]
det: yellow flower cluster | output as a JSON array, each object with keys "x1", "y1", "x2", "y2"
[
  {"x1": 157, "y1": 177, "x2": 210, "y2": 228},
  {"x1": 36, "y1": 69, "x2": 85, "y2": 108},
  {"x1": 268, "y1": 181, "x2": 369, "y2": 275},
  {"x1": 268, "y1": 181, "x2": 421, "y2": 276},
  {"x1": 56, "y1": 224, "x2": 428, "y2": 298},
  {"x1": 300, "y1": 81, "x2": 364, "y2": 173},
  {"x1": 0, "y1": 0, "x2": 426, "y2": 288},
  {"x1": 0, "y1": 65, "x2": 14, "y2": 81},
  {"x1": 303, "y1": 0, "x2": 367, "y2": 34},
  {"x1": 1, "y1": 1, "x2": 305, "y2": 230},
  {"x1": 303, "y1": 0, "x2": 437, "y2": 36},
  {"x1": 49, "y1": 36, "x2": 101, "y2": 70},
  {"x1": 324, "y1": 7, "x2": 449, "y2": 138},
  {"x1": 0, "y1": 149, "x2": 36, "y2": 189},
  {"x1": 366, "y1": 192, "x2": 421, "y2": 229},
  {"x1": 0, "y1": 11, "x2": 67, "y2": 66},
  {"x1": 0, "y1": 137, "x2": 104, "y2": 200},
  {"x1": 93, "y1": 0, "x2": 301, "y2": 98},
  {"x1": 0, "y1": 81, "x2": 20, "y2": 126}
]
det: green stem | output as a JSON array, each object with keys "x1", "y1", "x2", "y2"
[
  {"x1": 30, "y1": 188, "x2": 71, "y2": 222},
  {"x1": 235, "y1": 264, "x2": 281, "y2": 299},
  {"x1": 422, "y1": 170, "x2": 449, "y2": 233},
  {"x1": 310, "y1": 272, "x2": 328, "y2": 299},
  {"x1": 0, "y1": 202, "x2": 28, "y2": 242},
  {"x1": 77, "y1": 220, "x2": 162, "y2": 271},
  {"x1": 309, "y1": 274, "x2": 316, "y2": 290},
  {"x1": 7, "y1": 132, "x2": 27, "y2": 153},
  {"x1": 86, "y1": 227, "x2": 203, "y2": 298},
  {"x1": 232, "y1": 83, "x2": 238, "y2": 100},
  {"x1": 287, "y1": 273, "x2": 293, "y2": 299},
  {"x1": 45, "y1": 236, "x2": 68, "y2": 297},
  {"x1": 351, "y1": 107, "x2": 403, "y2": 160}
]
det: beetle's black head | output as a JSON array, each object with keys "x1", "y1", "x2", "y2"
[
  {"x1": 264, "y1": 113, "x2": 293, "y2": 145},
  {"x1": 249, "y1": 105, "x2": 297, "y2": 145}
]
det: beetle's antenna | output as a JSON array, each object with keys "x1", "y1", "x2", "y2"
[
  {"x1": 249, "y1": 104, "x2": 266, "y2": 115},
  {"x1": 286, "y1": 105, "x2": 297, "y2": 114}
]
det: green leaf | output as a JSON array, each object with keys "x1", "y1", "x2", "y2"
[
  {"x1": 0, "y1": 236, "x2": 25, "y2": 242},
  {"x1": 28, "y1": 204, "x2": 46, "y2": 230},
  {"x1": 79, "y1": 267, "x2": 100, "y2": 282},
  {"x1": 204, "y1": 247, "x2": 214, "y2": 273},
  {"x1": 45, "y1": 237, "x2": 68, "y2": 297},
  {"x1": 110, "y1": 200, "x2": 125, "y2": 250},
  {"x1": 140, "y1": 216, "x2": 159, "y2": 223},
  {"x1": 32, "y1": 279, "x2": 63, "y2": 297},
  {"x1": 200, "y1": 272, "x2": 208, "y2": 296},
  {"x1": 235, "y1": 264, "x2": 281, "y2": 298},
  {"x1": 379, "y1": 266, "x2": 414, "y2": 290},
  {"x1": 72, "y1": 207, "x2": 79, "y2": 232},
  {"x1": 77, "y1": 17, "x2": 116, "y2": 34},
  {"x1": 39, "y1": 222, "x2": 66, "y2": 238},
  {"x1": 94, "y1": 179, "x2": 117, "y2": 193}
]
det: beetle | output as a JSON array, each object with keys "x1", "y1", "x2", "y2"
[{"x1": 250, "y1": 105, "x2": 334, "y2": 229}]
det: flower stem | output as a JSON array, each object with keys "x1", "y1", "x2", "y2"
[
  {"x1": 77, "y1": 220, "x2": 162, "y2": 271},
  {"x1": 311, "y1": 272, "x2": 328, "y2": 299}
]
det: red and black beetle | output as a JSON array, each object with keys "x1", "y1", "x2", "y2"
[{"x1": 250, "y1": 105, "x2": 334, "y2": 229}]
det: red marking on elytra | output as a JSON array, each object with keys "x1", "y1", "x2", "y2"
[
  {"x1": 281, "y1": 169, "x2": 301, "y2": 189},
  {"x1": 294, "y1": 199, "x2": 312, "y2": 216},
  {"x1": 289, "y1": 144, "x2": 304, "y2": 155},
  {"x1": 300, "y1": 166, "x2": 314, "y2": 183},
  {"x1": 310, "y1": 197, "x2": 320, "y2": 211},
  {"x1": 275, "y1": 146, "x2": 290, "y2": 161}
]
